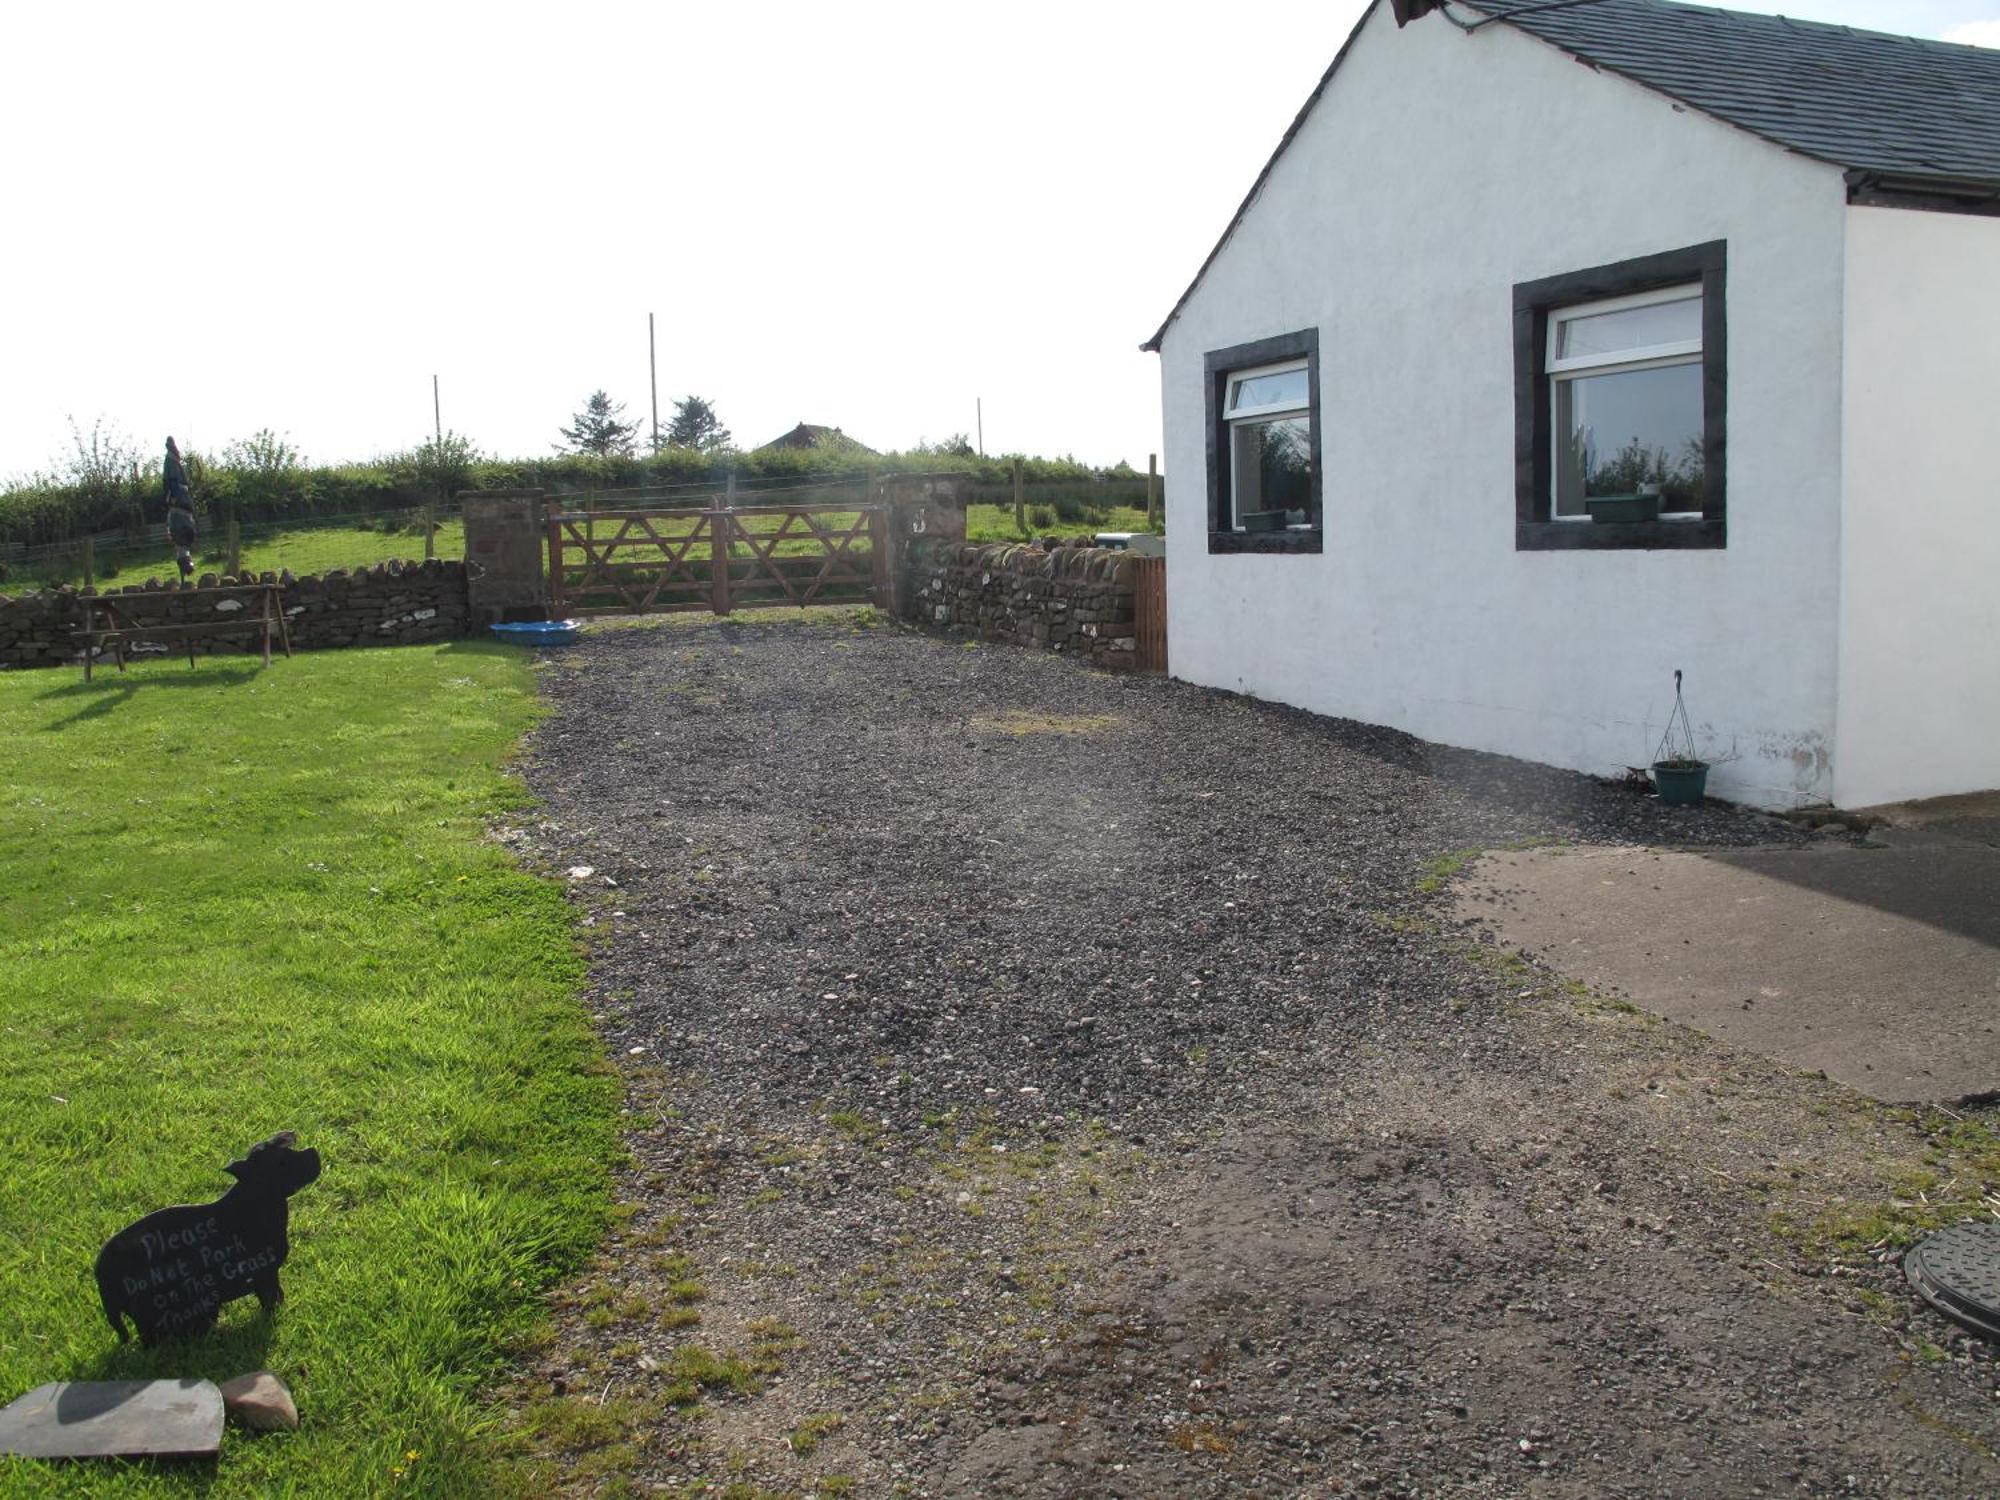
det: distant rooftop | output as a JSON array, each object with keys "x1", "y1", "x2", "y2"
[
  {"x1": 755, "y1": 423, "x2": 877, "y2": 456},
  {"x1": 1447, "y1": 0, "x2": 2000, "y2": 192}
]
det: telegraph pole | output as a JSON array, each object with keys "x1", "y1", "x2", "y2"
[{"x1": 648, "y1": 313, "x2": 660, "y2": 449}]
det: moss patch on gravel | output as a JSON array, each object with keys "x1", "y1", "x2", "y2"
[{"x1": 1772, "y1": 1106, "x2": 2000, "y2": 1257}]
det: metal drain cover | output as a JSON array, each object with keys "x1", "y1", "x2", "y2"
[{"x1": 1904, "y1": 1221, "x2": 2000, "y2": 1340}]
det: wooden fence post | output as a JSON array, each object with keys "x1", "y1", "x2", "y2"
[
  {"x1": 1013, "y1": 457, "x2": 1026, "y2": 534},
  {"x1": 710, "y1": 491, "x2": 731, "y2": 616},
  {"x1": 545, "y1": 500, "x2": 566, "y2": 617},
  {"x1": 226, "y1": 519, "x2": 241, "y2": 578},
  {"x1": 1147, "y1": 453, "x2": 1160, "y2": 531},
  {"x1": 82, "y1": 536, "x2": 94, "y2": 588},
  {"x1": 868, "y1": 505, "x2": 891, "y2": 612}
]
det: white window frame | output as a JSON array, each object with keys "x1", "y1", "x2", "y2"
[
  {"x1": 1547, "y1": 283, "x2": 1704, "y2": 521},
  {"x1": 1224, "y1": 358, "x2": 1311, "y2": 529}
]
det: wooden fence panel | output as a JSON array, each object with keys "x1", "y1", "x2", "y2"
[{"x1": 1133, "y1": 556, "x2": 1167, "y2": 673}]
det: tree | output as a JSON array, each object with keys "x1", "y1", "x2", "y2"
[
  {"x1": 61, "y1": 415, "x2": 147, "y2": 534},
  {"x1": 220, "y1": 428, "x2": 301, "y2": 474},
  {"x1": 662, "y1": 395, "x2": 731, "y2": 452},
  {"x1": 219, "y1": 428, "x2": 303, "y2": 521},
  {"x1": 413, "y1": 430, "x2": 480, "y2": 498},
  {"x1": 558, "y1": 391, "x2": 641, "y2": 457}
]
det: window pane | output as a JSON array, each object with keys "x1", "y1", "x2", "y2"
[
  {"x1": 1556, "y1": 292, "x2": 1701, "y2": 361},
  {"x1": 1232, "y1": 415, "x2": 1312, "y2": 523},
  {"x1": 1230, "y1": 367, "x2": 1309, "y2": 411},
  {"x1": 1553, "y1": 362, "x2": 1704, "y2": 517}
]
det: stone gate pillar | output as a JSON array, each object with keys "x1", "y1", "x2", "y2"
[
  {"x1": 462, "y1": 489, "x2": 548, "y2": 625},
  {"x1": 877, "y1": 474, "x2": 969, "y2": 620}
]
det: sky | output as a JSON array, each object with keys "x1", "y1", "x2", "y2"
[{"x1": 2, "y1": 0, "x2": 1995, "y2": 482}]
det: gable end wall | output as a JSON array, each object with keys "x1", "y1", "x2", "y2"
[{"x1": 1157, "y1": 4, "x2": 1849, "y2": 808}]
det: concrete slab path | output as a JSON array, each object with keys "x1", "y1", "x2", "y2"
[{"x1": 1461, "y1": 830, "x2": 2000, "y2": 1104}]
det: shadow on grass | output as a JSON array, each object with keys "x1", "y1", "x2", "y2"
[
  {"x1": 1, "y1": 1312, "x2": 285, "y2": 1489},
  {"x1": 78, "y1": 1304, "x2": 278, "y2": 1385},
  {"x1": 34, "y1": 666, "x2": 260, "y2": 731}
]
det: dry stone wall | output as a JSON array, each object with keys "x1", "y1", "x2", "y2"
[
  {"x1": 903, "y1": 538, "x2": 1137, "y2": 668},
  {"x1": 0, "y1": 560, "x2": 471, "y2": 670}
]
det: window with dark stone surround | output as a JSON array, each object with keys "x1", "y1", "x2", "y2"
[
  {"x1": 1514, "y1": 242, "x2": 1727, "y2": 552},
  {"x1": 1205, "y1": 329, "x2": 1322, "y2": 555}
]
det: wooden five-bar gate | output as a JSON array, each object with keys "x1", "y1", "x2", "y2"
[{"x1": 546, "y1": 487, "x2": 888, "y2": 617}]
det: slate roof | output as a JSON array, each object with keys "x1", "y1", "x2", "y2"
[
  {"x1": 1458, "y1": 0, "x2": 2000, "y2": 187},
  {"x1": 1144, "y1": 0, "x2": 2000, "y2": 350}
]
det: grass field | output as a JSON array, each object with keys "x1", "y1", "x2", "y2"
[
  {"x1": 964, "y1": 502, "x2": 1153, "y2": 541},
  {"x1": 10, "y1": 521, "x2": 466, "y2": 592},
  {"x1": 0, "y1": 644, "x2": 616, "y2": 1496},
  {"x1": 9, "y1": 500, "x2": 1160, "y2": 594}
]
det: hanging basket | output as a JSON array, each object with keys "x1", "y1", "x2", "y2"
[
  {"x1": 1650, "y1": 670, "x2": 1710, "y2": 804},
  {"x1": 1651, "y1": 760, "x2": 1709, "y2": 805}
]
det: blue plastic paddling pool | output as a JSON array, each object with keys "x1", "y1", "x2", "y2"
[{"x1": 490, "y1": 620, "x2": 583, "y2": 645}]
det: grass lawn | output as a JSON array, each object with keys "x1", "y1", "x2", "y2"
[{"x1": 0, "y1": 644, "x2": 617, "y2": 1496}]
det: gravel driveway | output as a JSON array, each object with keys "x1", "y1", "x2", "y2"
[{"x1": 508, "y1": 611, "x2": 1998, "y2": 1498}]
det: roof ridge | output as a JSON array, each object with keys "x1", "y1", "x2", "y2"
[
  {"x1": 1143, "y1": 0, "x2": 2000, "y2": 354},
  {"x1": 1463, "y1": 0, "x2": 2000, "y2": 58}
]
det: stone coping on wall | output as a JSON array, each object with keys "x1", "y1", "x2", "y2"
[{"x1": 0, "y1": 558, "x2": 471, "y2": 669}]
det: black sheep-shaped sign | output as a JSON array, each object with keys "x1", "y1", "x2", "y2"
[{"x1": 94, "y1": 1132, "x2": 321, "y2": 1346}]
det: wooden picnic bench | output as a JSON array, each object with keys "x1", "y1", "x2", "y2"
[{"x1": 76, "y1": 581, "x2": 293, "y2": 680}]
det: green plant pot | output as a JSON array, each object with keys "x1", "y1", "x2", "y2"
[
  {"x1": 1586, "y1": 493, "x2": 1663, "y2": 525},
  {"x1": 1652, "y1": 760, "x2": 1709, "y2": 806},
  {"x1": 1240, "y1": 511, "x2": 1287, "y2": 533}
]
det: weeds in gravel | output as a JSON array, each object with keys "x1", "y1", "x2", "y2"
[
  {"x1": 665, "y1": 1346, "x2": 763, "y2": 1404},
  {"x1": 788, "y1": 1412, "x2": 847, "y2": 1455},
  {"x1": 1771, "y1": 1106, "x2": 2000, "y2": 1258},
  {"x1": 522, "y1": 1391, "x2": 661, "y2": 1454},
  {"x1": 1416, "y1": 846, "x2": 1485, "y2": 893},
  {"x1": 1374, "y1": 911, "x2": 1438, "y2": 934},
  {"x1": 1412, "y1": 837, "x2": 1569, "y2": 898},
  {"x1": 826, "y1": 1108, "x2": 881, "y2": 1141},
  {"x1": 1171, "y1": 1419, "x2": 1236, "y2": 1455}
]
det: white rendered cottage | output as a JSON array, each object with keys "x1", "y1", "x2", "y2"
[{"x1": 1145, "y1": 0, "x2": 2000, "y2": 810}]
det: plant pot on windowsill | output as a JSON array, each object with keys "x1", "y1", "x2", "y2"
[
  {"x1": 1651, "y1": 758, "x2": 1709, "y2": 805},
  {"x1": 1240, "y1": 511, "x2": 1288, "y2": 533},
  {"x1": 1585, "y1": 492, "x2": 1664, "y2": 525}
]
